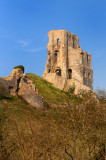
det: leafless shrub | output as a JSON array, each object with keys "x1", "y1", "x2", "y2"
[
  {"x1": 0, "y1": 90, "x2": 105, "y2": 160},
  {"x1": 96, "y1": 88, "x2": 106, "y2": 100}
]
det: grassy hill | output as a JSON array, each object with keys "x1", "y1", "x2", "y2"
[
  {"x1": 27, "y1": 73, "x2": 82, "y2": 105},
  {"x1": 0, "y1": 73, "x2": 105, "y2": 160}
]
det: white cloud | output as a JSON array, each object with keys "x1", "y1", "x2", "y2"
[
  {"x1": 17, "y1": 39, "x2": 46, "y2": 53},
  {"x1": 18, "y1": 40, "x2": 28, "y2": 46}
]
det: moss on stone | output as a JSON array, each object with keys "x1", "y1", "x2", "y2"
[{"x1": 14, "y1": 65, "x2": 24, "y2": 73}]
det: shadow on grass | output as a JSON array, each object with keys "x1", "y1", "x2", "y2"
[{"x1": 0, "y1": 96, "x2": 15, "y2": 101}]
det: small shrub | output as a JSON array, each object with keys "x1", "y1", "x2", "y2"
[
  {"x1": 96, "y1": 88, "x2": 106, "y2": 100},
  {"x1": 78, "y1": 89, "x2": 86, "y2": 96},
  {"x1": 44, "y1": 101, "x2": 50, "y2": 109},
  {"x1": 14, "y1": 65, "x2": 24, "y2": 73},
  {"x1": 94, "y1": 143, "x2": 105, "y2": 160},
  {"x1": 68, "y1": 83, "x2": 75, "y2": 94}
]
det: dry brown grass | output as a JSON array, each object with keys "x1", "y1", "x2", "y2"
[{"x1": 0, "y1": 74, "x2": 105, "y2": 160}]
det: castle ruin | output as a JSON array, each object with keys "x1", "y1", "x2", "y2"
[
  {"x1": 0, "y1": 68, "x2": 44, "y2": 109},
  {"x1": 43, "y1": 30, "x2": 93, "y2": 93}
]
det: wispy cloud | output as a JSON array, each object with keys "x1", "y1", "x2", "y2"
[
  {"x1": 18, "y1": 40, "x2": 28, "y2": 46},
  {"x1": 17, "y1": 39, "x2": 46, "y2": 53},
  {"x1": 26, "y1": 46, "x2": 46, "y2": 53}
]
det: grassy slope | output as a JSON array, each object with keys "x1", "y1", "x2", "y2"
[
  {"x1": 0, "y1": 74, "x2": 105, "y2": 160},
  {"x1": 27, "y1": 73, "x2": 82, "y2": 105}
]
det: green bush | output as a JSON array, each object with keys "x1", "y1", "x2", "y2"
[
  {"x1": 14, "y1": 65, "x2": 24, "y2": 73},
  {"x1": 68, "y1": 83, "x2": 75, "y2": 94}
]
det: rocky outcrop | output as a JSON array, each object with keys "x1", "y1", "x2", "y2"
[{"x1": 0, "y1": 69, "x2": 44, "y2": 109}]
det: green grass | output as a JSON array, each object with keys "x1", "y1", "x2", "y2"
[{"x1": 27, "y1": 73, "x2": 82, "y2": 105}]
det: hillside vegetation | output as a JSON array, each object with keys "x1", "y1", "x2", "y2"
[{"x1": 0, "y1": 73, "x2": 105, "y2": 160}]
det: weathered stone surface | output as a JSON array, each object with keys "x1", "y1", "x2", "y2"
[
  {"x1": 0, "y1": 69, "x2": 44, "y2": 109},
  {"x1": 18, "y1": 75, "x2": 44, "y2": 109},
  {"x1": 43, "y1": 30, "x2": 93, "y2": 94}
]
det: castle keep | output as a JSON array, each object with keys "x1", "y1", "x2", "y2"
[{"x1": 43, "y1": 30, "x2": 93, "y2": 93}]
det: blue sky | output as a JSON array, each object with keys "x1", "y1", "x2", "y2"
[{"x1": 0, "y1": 0, "x2": 106, "y2": 90}]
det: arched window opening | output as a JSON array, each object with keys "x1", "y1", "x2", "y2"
[
  {"x1": 54, "y1": 50, "x2": 59, "y2": 56},
  {"x1": 55, "y1": 69, "x2": 61, "y2": 76},
  {"x1": 48, "y1": 69, "x2": 50, "y2": 73},
  {"x1": 83, "y1": 69, "x2": 86, "y2": 78},
  {"x1": 54, "y1": 50, "x2": 59, "y2": 64},
  {"x1": 68, "y1": 69, "x2": 72, "y2": 79},
  {"x1": 55, "y1": 50, "x2": 59, "y2": 52},
  {"x1": 57, "y1": 38, "x2": 60, "y2": 43},
  {"x1": 55, "y1": 53, "x2": 57, "y2": 56},
  {"x1": 88, "y1": 72, "x2": 91, "y2": 79}
]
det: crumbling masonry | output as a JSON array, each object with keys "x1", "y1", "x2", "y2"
[
  {"x1": 43, "y1": 30, "x2": 93, "y2": 93},
  {"x1": 0, "y1": 69, "x2": 44, "y2": 109}
]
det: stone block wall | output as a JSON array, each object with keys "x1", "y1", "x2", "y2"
[{"x1": 43, "y1": 29, "x2": 93, "y2": 93}]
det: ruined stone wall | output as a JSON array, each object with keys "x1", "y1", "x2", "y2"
[
  {"x1": 44, "y1": 30, "x2": 68, "y2": 78},
  {"x1": 43, "y1": 29, "x2": 93, "y2": 93},
  {"x1": 81, "y1": 52, "x2": 93, "y2": 89},
  {"x1": 0, "y1": 69, "x2": 44, "y2": 109},
  {"x1": 44, "y1": 30, "x2": 82, "y2": 79}
]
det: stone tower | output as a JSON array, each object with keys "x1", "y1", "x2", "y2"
[{"x1": 43, "y1": 30, "x2": 93, "y2": 93}]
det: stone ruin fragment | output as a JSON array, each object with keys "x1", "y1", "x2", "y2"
[{"x1": 0, "y1": 68, "x2": 44, "y2": 109}]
